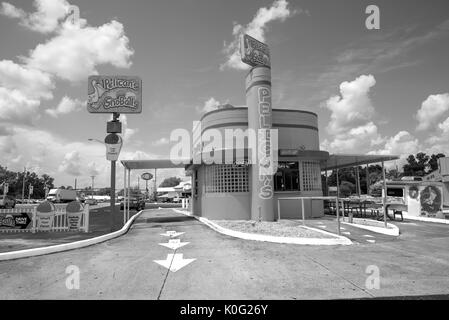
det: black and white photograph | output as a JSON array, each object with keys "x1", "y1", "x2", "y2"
[{"x1": 1, "y1": 0, "x2": 449, "y2": 310}]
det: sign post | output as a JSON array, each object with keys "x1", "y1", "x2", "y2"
[
  {"x1": 87, "y1": 75, "x2": 142, "y2": 232},
  {"x1": 240, "y1": 34, "x2": 276, "y2": 221},
  {"x1": 141, "y1": 172, "x2": 153, "y2": 200}
]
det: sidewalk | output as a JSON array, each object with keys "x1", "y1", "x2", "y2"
[{"x1": 0, "y1": 205, "x2": 139, "y2": 253}]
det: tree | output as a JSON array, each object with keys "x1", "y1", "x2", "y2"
[
  {"x1": 403, "y1": 152, "x2": 446, "y2": 176},
  {"x1": 159, "y1": 177, "x2": 182, "y2": 188},
  {"x1": 0, "y1": 165, "x2": 55, "y2": 198}
]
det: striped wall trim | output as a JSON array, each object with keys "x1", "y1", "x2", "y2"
[{"x1": 202, "y1": 122, "x2": 319, "y2": 134}]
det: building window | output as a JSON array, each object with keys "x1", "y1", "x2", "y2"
[
  {"x1": 205, "y1": 164, "x2": 249, "y2": 193},
  {"x1": 274, "y1": 162, "x2": 300, "y2": 191},
  {"x1": 302, "y1": 161, "x2": 322, "y2": 191}
]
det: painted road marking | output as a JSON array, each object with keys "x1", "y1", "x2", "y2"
[
  {"x1": 159, "y1": 239, "x2": 190, "y2": 250},
  {"x1": 340, "y1": 227, "x2": 346, "y2": 230},
  {"x1": 160, "y1": 231, "x2": 185, "y2": 238},
  {"x1": 367, "y1": 240, "x2": 376, "y2": 243},
  {"x1": 363, "y1": 235, "x2": 374, "y2": 238},
  {"x1": 154, "y1": 254, "x2": 196, "y2": 272},
  {"x1": 317, "y1": 225, "x2": 327, "y2": 228},
  {"x1": 342, "y1": 231, "x2": 351, "y2": 235}
]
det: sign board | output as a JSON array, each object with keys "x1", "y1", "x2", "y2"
[
  {"x1": 87, "y1": 75, "x2": 142, "y2": 113},
  {"x1": 240, "y1": 34, "x2": 270, "y2": 67},
  {"x1": 36, "y1": 201, "x2": 56, "y2": 231},
  {"x1": 105, "y1": 134, "x2": 123, "y2": 161},
  {"x1": 0, "y1": 212, "x2": 32, "y2": 230},
  {"x1": 141, "y1": 172, "x2": 153, "y2": 181},
  {"x1": 3, "y1": 183, "x2": 8, "y2": 194},
  {"x1": 29, "y1": 185, "x2": 33, "y2": 195},
  {"x1": 66, "y1": 201, "x2": 84, "y2": 230}
]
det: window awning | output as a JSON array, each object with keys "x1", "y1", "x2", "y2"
[
  {"x1": 321, "y1": 154, "x2": 399, "y2": 171},
  {"x1": 121, "y1": 159, "x2": 189, "y2": 170}
]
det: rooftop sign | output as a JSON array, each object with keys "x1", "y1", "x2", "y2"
[
  {"x1": 240, "y1": 34, "x2": 270, "y2": 68},
  {"x1": 87, "y1": 75, "x2": 142, "y2": 113}
]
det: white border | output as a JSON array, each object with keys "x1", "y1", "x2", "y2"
[
  {"x1": 341, "y1": 218, "x2": 400, "y2": 236},
  {"x1": 402, "y1": 213, "x2": 449, "y2": 225},
  {"x1": 0, "y1": 210, "x2": 144, "y2": 261},
  {"x1": 173, "y1": 209, "x2": 352, "y2": 246}
]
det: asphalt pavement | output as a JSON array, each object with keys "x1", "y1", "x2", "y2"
[{"x1": 1, "y1": 208, "x2": 449, "y2": 299}]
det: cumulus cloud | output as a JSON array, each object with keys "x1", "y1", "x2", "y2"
[
  {"x1": 0, "y1": 2, "x2": 25, "y2": 19},
  {"x1": 196, "y1": 97, "x2": 221, "y2": 113},
  {"x1": 221, "y1": 0, "x2": 296, "y2": 70},
  {"x1": 45, "y1": 96, "x2": 84, "y2": 117},
  {"x1": 0, "y1": 60, "x2": 54, "y2": 99},
  {"x1": 1, "y1": 0, "x2": 71, "y2": 33},
  {"x1": 152, "y1": 137, "x2": 169, "y2": 146},
  {"x1": 324, "y1": 74, "x2": 376, "y2": 135},
  {"x1": 25, "y1": 20, "x2": 134, "y2": 82},
  {"x1": 416, "y1": 93, "x2": 449, "y2": 131},
  {"x1": 58, "y1": 150, "x2": 82, "y2": 176},
  {"x1": 370, "y1": 131, "x2": 420, "y2": 156},
  {"x1": 320, "y1": 122, "x2": 383, "y2": 154},
  {"x1": 0, "y1": 87, "x2": 41, "y2": 124}
]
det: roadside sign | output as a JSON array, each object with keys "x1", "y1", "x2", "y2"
[
  {"x1": 3, "y1": 183, "x2": 8, "y2": 194},
  {"x1": 29, "y1": 185, "x2": 33, "y2": 195},
  {"x1": 87, "y1": 75, "x2": 142, "y2": 114},
  {"x1": 240, "y1": 34, "x2": 270, "y2": 68},
  {"x1": 105, "y1": 134, "x2": 123, "y2": 161},
  {"x1": 141, "y1": 172, "x2": 153, "y2": 180}
]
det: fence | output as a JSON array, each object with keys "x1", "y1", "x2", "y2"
[
  {"x1": 277, "y1": 196, "x2": 343, "y2": 235},
  {"x1": 0, "y1": 204, "x2": 90, "y2": 233},
  {"x1": 181, "y1": 198, "x2": 190, "y2": 209}
]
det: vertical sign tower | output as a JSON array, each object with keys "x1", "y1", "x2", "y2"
[{"x1": 241, "y1": 34, "x2": 277, "y2": 221}]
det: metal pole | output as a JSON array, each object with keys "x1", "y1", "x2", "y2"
[
  {"x1": 277, "y1": 199, "x2": 281, "y2": 221},
  {"x1": 22, "y1": 167, "x2": 26, "y2": 203},
  {"x1": 301, "y1": 198, "x2": 305, "y2": 226},
  {"x1": 154, "y1": 168, "x2": 157, "y2": 202},
  {"x1": 127, "y1": 168, "x2": 131, "y2": 221},
  {"x1": 382, "y1": 161, "x2": 387, "y2": 228},
  {"x1": 110, "y1": 160, "x2": 116, "y2": 232},
  {"x1": 366, "y1": 165, "x2": 370, "y2": 195},
  {"x1": 123, "y1": 164, "x2": 126, "y2": 225},
  {"x1": 356, "y1": 165, "x2": 360, "y2": 197},
  {"x1": 336, "y1": 197, "x2": 341, "y2": 235}
]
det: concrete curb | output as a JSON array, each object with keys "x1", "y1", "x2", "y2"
[
  {"x1": 0, "y1": 210, "x2": 144, "y2": 262},
  {"x1": 173, "y1": 209, "x2": 352, "y2": 246},
  {"x1": 341, "y1": 218, "x2": 400, "y2": 236},
  {"x1": 402, "y1": 213, "x2": 449, "y2": 225}
]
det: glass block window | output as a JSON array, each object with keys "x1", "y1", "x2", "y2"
[
  {"x1": 205, "y1": 164, "x2": 249, "y2": 193},
  {"x1": 302, "y1": 161, "x2": 322, "y2": 191}
]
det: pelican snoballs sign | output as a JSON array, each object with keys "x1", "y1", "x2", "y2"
[
  {"x1": 240, "y1": 34, "x2": 270, "y2": 68},
  {"x1": 87, "y1": 75, "x2": 142, "y2": 113}
]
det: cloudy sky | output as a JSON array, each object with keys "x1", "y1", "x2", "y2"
[{"x1": 0, "y1": 0, "x2": 448, "y2": 188}]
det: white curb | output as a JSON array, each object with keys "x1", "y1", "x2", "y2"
[
  {"x1": 0, "y1": 210, "x2": 144, "y2": 262},
  {"x1": 341, "y1": 218, "x2": 400, "y2": 236},
  {"x1": 172, "y1": 209, "x2": 352, "y2": 246},
  {"x1": 402, "y1": 213, "x2": 449, "y2": 225}
]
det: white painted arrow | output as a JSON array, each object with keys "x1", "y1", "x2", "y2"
[
  {"x1": 154, "y1": 254, "x2": 196, "y2": 272},
  {"x1": 159, "y1": 239, "x2": 190, "y2": 250},
  {"x1": 160, "y1": 231, "x2": 185, "y2": 238}
]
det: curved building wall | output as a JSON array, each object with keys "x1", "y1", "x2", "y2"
[{"x1": 193, "y1": 107, "x2": 324, "y2": 220}]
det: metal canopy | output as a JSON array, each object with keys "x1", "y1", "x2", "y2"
[
  {"x1": 121, "y1": 159, "x2": 189, "y2": 170},
  {"x1": 321, "y1": 154, "x2": 399, "y2": 171}
]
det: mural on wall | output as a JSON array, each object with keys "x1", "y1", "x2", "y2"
[{"x1": 419, "y1": 185, "x2": 442, "y2": 217}]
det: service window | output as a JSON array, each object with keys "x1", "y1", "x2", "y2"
[{"x1": 387, "y1": 187, "x2": 404, "y2": 197}]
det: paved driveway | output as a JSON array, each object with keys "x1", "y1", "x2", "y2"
[{"x1": 1, "y1": 209, "x2": 449, "y2": 299}]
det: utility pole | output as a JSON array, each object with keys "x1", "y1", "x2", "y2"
[
  {"x1": 91, "y1": 175, "x2": 95, "y2": 199},
  {"x1": 22, "y1": 167, "x2": 26, "y2": 203}
]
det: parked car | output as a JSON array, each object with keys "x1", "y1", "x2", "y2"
[
  {"x1": 85, "y1": 198, "x2": 98, "y2": 205},
  {"x1": 0, "y1": 195, "x2": 16, "y2": 209},
  {"x1": 120, "y1": 197, "x2": 145, "y2": 211}
]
